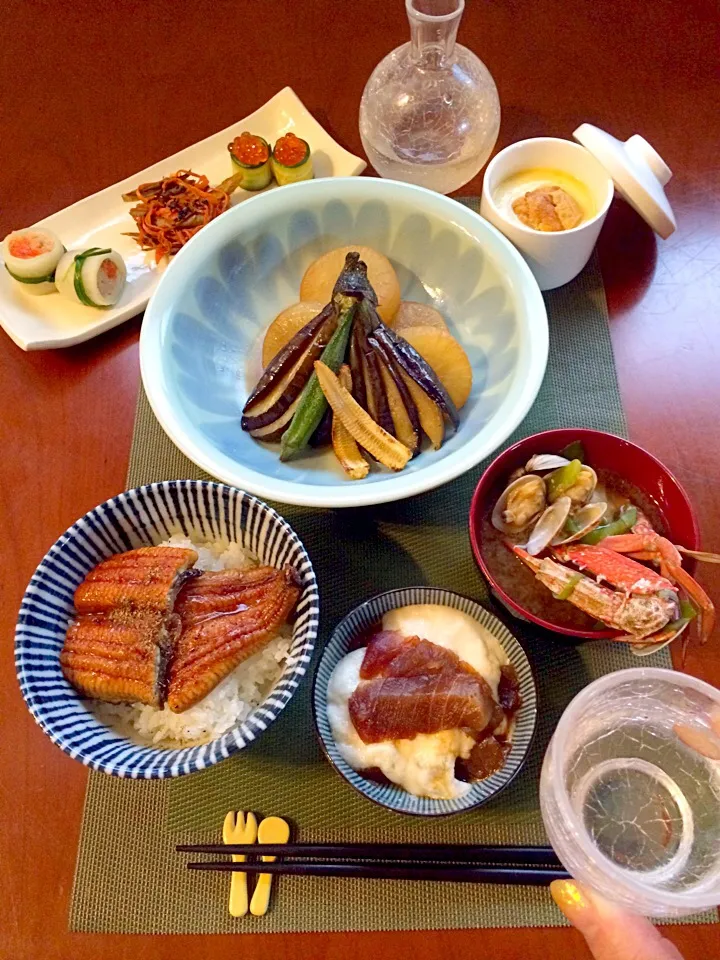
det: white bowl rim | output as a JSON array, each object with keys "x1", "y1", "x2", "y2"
[{"x1": 140, "y1": 176, "x2": 549, "y2": 508}]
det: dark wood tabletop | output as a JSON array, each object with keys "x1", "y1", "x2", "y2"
[{"x1": 2, "y1": 0, "x2": 719, "y2": 957}]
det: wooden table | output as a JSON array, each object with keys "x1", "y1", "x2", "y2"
[{"x1": 2, "y1": 0, "x2": 718, "y2": 956}]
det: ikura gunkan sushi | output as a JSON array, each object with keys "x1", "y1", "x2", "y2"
[
  {"x1": 2, "y1": 227, "x2": 65, "y2": 295},
  {"x1": 55, "y1": 247, "x2": 127, "y2": 308},
  {"x1": 228, "y1": 131, "x2": 272, "y2": 191},
  {"x1": 271, "y1": 132, "x2": 313, "y2": 185}
]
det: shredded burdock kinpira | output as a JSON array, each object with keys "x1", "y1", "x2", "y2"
[{"x1": 122, "y1": 169, "x2": 243, "y2": 262}]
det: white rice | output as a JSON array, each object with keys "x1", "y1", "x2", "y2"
[{"x1": 91, "y1": 533, "x2": 293, "y2": 748}]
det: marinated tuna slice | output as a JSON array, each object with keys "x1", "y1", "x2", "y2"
[
  {"x1": 359, "y1": 630, "x2": 480, "y2": 681},
  {"x1": 350, "y1": 673, "x2": 497, "y2": 744},
  {"x1": 167, "y1": 566, "x2": 300, "y2": 713},
  {"x1": 349, "y1": 633, "x2": 497, "y2": 744},
  {"x1": 74, "y1": 546, "x2": 198, "y2": 614},
  {"x1": 61, "y1": 546, "x2": 198, "y2": 706}
]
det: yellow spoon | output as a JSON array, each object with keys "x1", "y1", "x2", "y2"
[
  {"x1": 249, "y1": 816, "x2": 290, "y2": 916},
  {"x1": 222, "y1": 810, "x2": 257, "y2": 917}
]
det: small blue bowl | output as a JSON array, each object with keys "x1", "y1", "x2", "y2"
[
  {"x1": 313, "y1": 587, "x2": 538, "y2": 816},
  {"x1": 15, "y1": 481, "x2": 319, "y2": 778}
]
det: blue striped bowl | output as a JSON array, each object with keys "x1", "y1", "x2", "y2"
[
  {"x1": 313, "y1": 588, "x2": 537, "y2": 816},
  {"x1": 15, "y1": 481, "x2": 319, "y2": 778}
]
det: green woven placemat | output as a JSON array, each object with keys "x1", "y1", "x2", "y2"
[{"x1": 69, "y1": 202, "x2": 716, "y2": 933}]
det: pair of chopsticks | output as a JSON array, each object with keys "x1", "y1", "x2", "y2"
[{"x1": 178, "y1": 841, "x2": 570, "y2": 886}]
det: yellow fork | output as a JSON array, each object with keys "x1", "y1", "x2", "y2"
[{"x1": 222, "y1": 810, "x2": 257, "y2": 917}]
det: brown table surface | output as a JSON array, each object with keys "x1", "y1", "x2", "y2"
[{"x1": 2, "y1": 0, "x2": 719, "y2": 957}]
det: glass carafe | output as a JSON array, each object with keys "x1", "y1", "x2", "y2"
[{"x1": 359, "y1": 0, "x2": 500, "y2": 194}]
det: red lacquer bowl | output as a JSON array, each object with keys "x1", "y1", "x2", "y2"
[{"x1": 469, "y1": 429, "x2": 700, "y2": 638}]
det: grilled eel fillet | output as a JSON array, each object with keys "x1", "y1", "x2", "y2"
[
  {"x1": 60, "y1": 547, "x2": 199, "y2": 707},
  {"x1": 167, "y1": 565, "x2": 301, "y2": 713}
]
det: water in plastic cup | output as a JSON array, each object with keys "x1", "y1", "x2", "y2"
[{"x1": 540, "y1": 667, "x2": 720, "y2": 917}]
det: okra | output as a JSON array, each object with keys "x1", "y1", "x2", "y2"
[{"x1": 279, "y1": 303, "x2": 356, "y2": 461}]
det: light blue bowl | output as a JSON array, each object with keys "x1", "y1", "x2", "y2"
[
  {"x1": 140, "y1": 177, "x2": 548, "y2": 508},
  {"x1": 313, "y1": 587, "x2": 538, "y2": 816},
  {"x1": 15, "y1": 481, "x2": 319, "y2": 778}
]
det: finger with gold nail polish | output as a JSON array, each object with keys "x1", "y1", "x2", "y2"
[{"x1": 550, "y1": 879, "x2": 684, "y2": 960}]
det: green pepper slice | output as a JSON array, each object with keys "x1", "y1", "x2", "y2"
[
  {"x1": 580, "y1": 506, "x2": 637, "y2": 545},
  {"x1": 553, "y1": 573, "x2": 582, "y2": 601},
  {"x1": 679, "y1": 598, "x2": 697, "y2": 621},
  {"x1": 561, "y1": 515, "x2": 582, "y2": 537},
  {"x1": 560, "y1": 440, "x2": 585, "y2": 462},
  {"x1": 546, "y1": 459, "x2": 583, "y2": 501}
]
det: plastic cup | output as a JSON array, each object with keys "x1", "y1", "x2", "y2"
[{"x1": 540, "y1": 667, "x2": 720, "y2": 917}]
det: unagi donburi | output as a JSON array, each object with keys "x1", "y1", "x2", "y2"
[{"x1": 60, "y1": 538, "x2": 300, "y2": 747}]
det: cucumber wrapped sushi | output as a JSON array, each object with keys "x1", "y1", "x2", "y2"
[
  {"x1": 228, "y1": 132, "x2": 272, "y2": 190},
  {"x1": 2, "y1": 227, "x2": 65, "y2": 295},
  {"x1": 271, "y1": 133, "x2": 313, "y2": 185},
  {"x1": 55, "y1": 247, "x2": 127, "y2": 308}
]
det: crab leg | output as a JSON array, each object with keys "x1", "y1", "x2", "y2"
[
  {"x1": 600, "y1": 532, "x2": 681, "y2": 571},
  {"x1": 553, "y1": 543, "x2": 676, "y2": 595},
  {"x1": 600, "y1": 530, "x2": 715, "y2": 644},
  {"x1": 513, "y1": 547, "x2": 676, "y2": 639},
  {"x1": 677, "y1": 546, "x2": 720, "y2": 564},
  {"x1": 666, "y1": 564, "x2": 715, "y2": 644}
]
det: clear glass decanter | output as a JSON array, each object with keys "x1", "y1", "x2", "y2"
[{"x1": 359, "y1": 0, "x2": 500, "y2": 194}]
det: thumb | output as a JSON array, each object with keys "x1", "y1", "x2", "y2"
[{"x1": 550, "y1": 880, "x2": 684, "y2": 960}]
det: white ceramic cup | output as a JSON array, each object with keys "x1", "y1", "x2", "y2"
[{"x1": 480, "y1": 138, "x2": 614, "y2": 291}]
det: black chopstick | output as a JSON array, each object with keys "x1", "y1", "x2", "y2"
[
  {"x1": 186, "y1": 860, "x2": 569, "y2": 885},
  {"x1": 177, "y1": 842, "x2": 563, "y2": 866}
]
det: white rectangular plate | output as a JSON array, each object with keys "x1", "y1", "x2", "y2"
[{"x1": 0, "y1": 87, "x2": 366, "y2": 350}]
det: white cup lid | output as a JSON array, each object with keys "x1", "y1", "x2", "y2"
[{"x1": 573, "y1": 124, "x2": 676, "y2": 238}]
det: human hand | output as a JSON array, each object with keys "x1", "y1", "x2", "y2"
[{"x1": 550, "y1": 879, "x2": 684, "y2": 960}]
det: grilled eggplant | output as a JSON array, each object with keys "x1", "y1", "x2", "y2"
[
  {"x1": 398, "y1": 368, "x2": 445, "y2": 449},
  {"x1": 309, "y1": 405, "x2": 333, "y2": 447},
  {"x1": 358, "y1": 297, "x2": 458, "y2": 437},
  {"x1": 242, "y1": 249, "x2": 466, "y2": 470},
  {"x1": 332, "y1": 251, "x2": 378, "y2": 306},
  {"x1": 371, "y1": 336, "x2": 421, "y2": 455},
  {"x1": 354, "y1": 320, "x2": 395, "y2": 437},
  {"x1": 349, "y1": 323, "x2": 368, "y2": 411},
  {"x1": 279, "y1": 302, "x2": 356, "y2": 461},
  {"x1": 371, "y1": 320, "x2": 459, "y2": 432},
  {"x1": 243, "y1": 303, "x2": 335, "y2": 410},
  {"x1": 242, "y1": 303, "x2": 337, "y2": 435}
]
